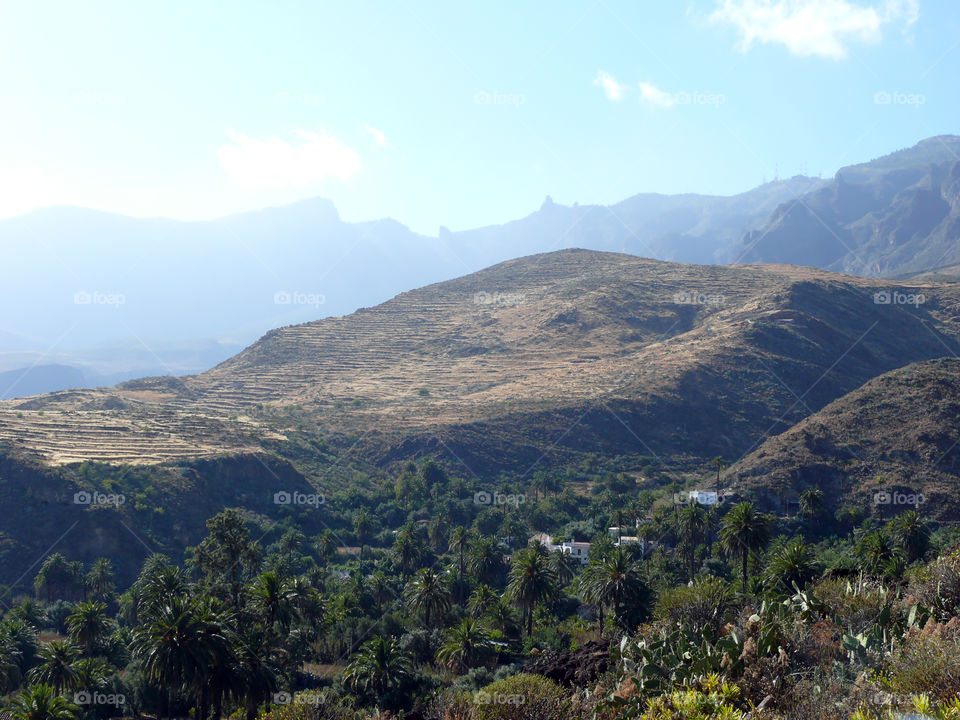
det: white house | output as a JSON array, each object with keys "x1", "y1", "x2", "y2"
[{"x1": 561, "y1": 541, "x2": 591, "y2": 565}]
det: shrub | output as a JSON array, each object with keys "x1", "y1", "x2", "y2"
[
  {"x1": 910, "y1": 549, "x2": 960, "y2": 621},
  {"x1": 653, "y1": 576, "x2": 734, "y2": 633},
  {"x1": 812, "y1": 577, "x2": 893, "y2": 634},
  {"x1": 254, "y1": 693, "x2": 359, "y2": 720},
  {"x1": 607, "y1": 675, "x2": 747, "y2": 720},
  {"x1": 424, "y1": 689, "x2": 473, "y2": 720},
  {"x1": 884, "y1": 618, "x2": 960, "y2": 703},
  {"x1": 471, "y1": 673, "x2": 571, "y2": 720}
]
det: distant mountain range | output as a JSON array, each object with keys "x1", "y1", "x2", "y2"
[
  {"x1": 735, "y1": 136, "x2": 960, "y2": 274},
  {"x1": 1, "y1": 135, "x2": 958, "y2": 397}
]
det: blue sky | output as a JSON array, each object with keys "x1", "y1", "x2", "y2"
[{"x1": 0, "y1": 0, "x2": 956, "y2": 234}]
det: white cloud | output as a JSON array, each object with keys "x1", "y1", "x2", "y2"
[
  {"x1": 593, "y1": 71, "x2": 628, "y2": 101},
  {"x1": 364, "y1": 124, "x2": 391, "y2": 148},
  {"x1": 638, "y1": 82, "x2": 678, "y2": 108},
  {"x1": 217, "y1": 129, "x2": 361, "y2": 189},
  {"x1": 709, "y1": 0, "x2": 918, "y2": 59}
]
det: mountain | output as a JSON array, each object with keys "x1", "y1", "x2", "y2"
[
  {"x1": 441, "y1": 175, "x2": 824, "y2": 269},
  {"x1": 3, "y1": 249, "x2": 960, "y2": 584},
  {"x1": 727, "y1": 358, "x2": 960, "y2": 520},
  {"x1": 734, "y1": 136, "x2": 960, "y2": 276},
  {"x1": 3, "y1": 249, "x2": 959, "y2": 471},
  {"x1": 0, "y1": 178, "x2": 821, "y2": 385}
]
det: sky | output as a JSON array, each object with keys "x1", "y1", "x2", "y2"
[{"x1": 0, "y1": 0, "x2": 957, "y2": 235}]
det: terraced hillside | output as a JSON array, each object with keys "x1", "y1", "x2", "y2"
[
  {"x1": 727, "y1": 358, "x2": 960, "y2": 519},
  {"x1": 2, "y1": 249, "x2": 960, "y2": 476}
]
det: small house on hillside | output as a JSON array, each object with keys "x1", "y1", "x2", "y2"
[{"x1": 561, "y1": 541, "x2": 591, "y2": 565}]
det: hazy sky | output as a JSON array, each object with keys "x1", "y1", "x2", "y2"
[{"x1": 0, "y1": 0, "x2": 956, "y2": 233}]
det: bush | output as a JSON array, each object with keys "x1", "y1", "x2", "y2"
[
  {"x1": 472, "y1": 673, "x2": 571, "y2": 720},
  {"x1": 44, "y1": 599, "x2": 74, "y2": 634},
  {"x1": 653, "y1": 576, "x2": 734, "y2": 633},
  {"x1": 254, "y1": 693, "x2": 359, "y2": 720},
  {"x1": 910, "y1": 549, "x2": 960, "y2": 620},
  {"x1": 812, "y1": 577, "x2": 893, "y2": 634},
  {"x1": 636, "y1": 676, "x2": 745, "y2": 720},
  {"x1": 884, "y1": 618, "x2": 960, "y2": 703}
]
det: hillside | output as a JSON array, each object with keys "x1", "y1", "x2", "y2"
[
  {"x1": 735, "y1": 136, "x2": 960, "y2": 276},
  {"x1": 3, "y1": 249, "x2": 960, "y2": 475},
  {"x1": 727, "y1": 358, "x2": 960, "y2": 519},
  {"x1": 0, "y1": 177, "x2": 822, "y2": 391}
]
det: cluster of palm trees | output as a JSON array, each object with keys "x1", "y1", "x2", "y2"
[{"x1": 1, "y1": 471, "x2": 937, "y2": 720}]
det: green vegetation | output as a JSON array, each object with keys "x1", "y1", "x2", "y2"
[{"x1": 1, "y1": 455, "x2": 959, "y2": 719}]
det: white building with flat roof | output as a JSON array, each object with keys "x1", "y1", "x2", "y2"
[{"x1": 561, "y1": 541, "x2": 591, "y2": 565}]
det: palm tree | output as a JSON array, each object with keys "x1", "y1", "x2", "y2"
[
  {"x1": 855, "y1": 529, "x2": 900, "y2": 576},
  {"x1": 133, "y1": 595, "x2": 229, "y2": 720},
  {"x1": 798, "y1": 488, "x2": 825, "y2": 520},
  {"x1": 467, "y1": 584, "x2": 499, "y2": 618},
  {"x1": 353, "y1": 510, "x2": 375, "y2": 561},
  {"x1": 391, "y1": 528, "x2": 423, "y2": 581},
  {"x1": 404, "y1": 568, "x2": 451, "y2": 627},
  {"x1": 428, "y1": 515, "x2": 450, "y2": 553},
  {"x1": 134, "y1": 564, "x2": 188, "y2": 622},
  {"x1": 10, "y1": 599, "x2": 47, "y2": 630},
  {"x1": 488, "y1": 598, "x2": 520, "y2": 640},
  {"x1": 370, "y1": 572, "x2": 394, "y2": 614},
  {"x1": 251, "y1": 571, "x2": 298, "y2": 632},
  {"x1": 1, "y1": 619, "x2": 39, "y2": 681},
  {"x1": 676, "y1": 503, "x2": 709, "y2": 579},
  {"x1": 66, "y1": 602, "x2": 111, "y2": 656},
  {"x1": 0, "y1": 627, "x2": 23, "y2": 692},
  {"x1": 887, "y1": 510, "x2": 929, "y2": 563},
  {"x1": 436, "y1": 617, "x2": 494, "y2": 673},
  {"x1": 548, "y1": 549, "x2": 578, "y2": 587},
  {"x1": 73, "y1": 656, "x2": 110, "y2": 687},
  {"x1": 505, "y1": 548, "x2": 556, "y2": 637},
  {"x1": 27, "y1": 640, "x2": 80, "y2": 693},
  {"x1": 235, "y1": 638, "x2": 277, "y2": 720},
  {"x1": 763, "y1": 540, "x2": 819, "y2": 592},
  {"x1": 85, "y1": 558, "x2": 115, "y2": 601},
  {"x1": 469, "y1": 536, "x2": 504, "y2": 586},
  {"x1": 579, "y1": 547, "x2": 648, "y2": 631},
  {"x1": 315, "y1": 531, "x2": 338, "y2": 567},
  {"x1": 719, "y1": 502, "x2": 772, "y2": 595},
  {"x1": 448, "y1": 526, "x2": 472, "y2": 602},
  {"x1": 7, "y1": 684, "x2": 79, "y2": 720},
  {"x1": 343, "y1": 636, "x2": 413, "y2": 707}
]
